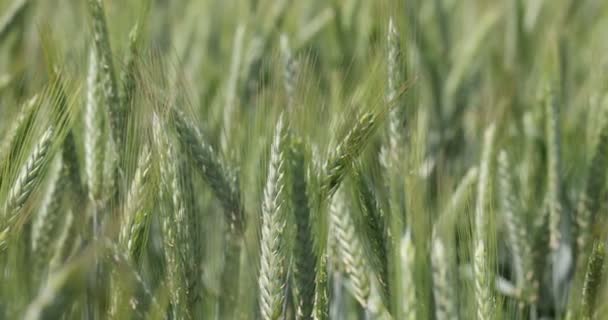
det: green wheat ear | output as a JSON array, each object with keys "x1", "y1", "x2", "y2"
[
  {"x1": 382, "y1": 16, "x2": 405, "y2": 168},
  {"x1": 328, "y1": 184, "x2": 391, "y2": 316},
  {"x1": 474, "y1": 123, "x2": 496, "y2": 320},
  {"x1": 173, "y1": 108, "x2": 244, "y2": 233},
  {"x1": 0, "y1": 94, "x2": 38, "y2": 167},
  {"x1": 87, "y1": 0, "x2": 122, "y2": 152},
  {"x1": 84, "y1": 48, "x2": 107, "y2": 204},
  {"x1": 498, "y1": 150, "x2": 537, "y2": 304},
  {"x1": 153, "y1": 114, "x2": 191, "y2": 320},
  {"x1": 321, "y1": 111, "x2": 381, "y2": 200},
  {"x1": 289, "y1": 138, "x2": 316, "y2": 320},
  {"x1": 30, "y1": 153, "x2": 64, "y2": 277},
  {"x1": 580, "y1": 240, "x2": 605, "y2": 320},
  {"x1": 0, "y1": 128, "x2": 54, "y2": 250},
  {"x1": 258, "y1": 114, "x2": 289, "y2": 320},
  {"x1": 120, "y1": 143, "x2": 153, "y2": 261}
]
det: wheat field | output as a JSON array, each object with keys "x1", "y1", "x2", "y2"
[{"x1": 0, "y1": 0, "x2": 607, "y2": 319}]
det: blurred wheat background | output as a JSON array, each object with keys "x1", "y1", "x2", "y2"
[{"x1": 0, "y1": 0, "x2": 607, "y2": 319}]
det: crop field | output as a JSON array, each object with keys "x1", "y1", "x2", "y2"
[{"x1": 0, "y1": 0, "x2": 607, "y2": 319}]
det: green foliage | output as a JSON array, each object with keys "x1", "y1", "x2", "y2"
[{"x1": 1, "y1": 0, "x2": 608, "y2": 319}]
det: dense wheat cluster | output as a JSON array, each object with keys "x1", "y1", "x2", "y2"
[{"x1": 1, "y1": 0, "x2": 608, "y2": 319}]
